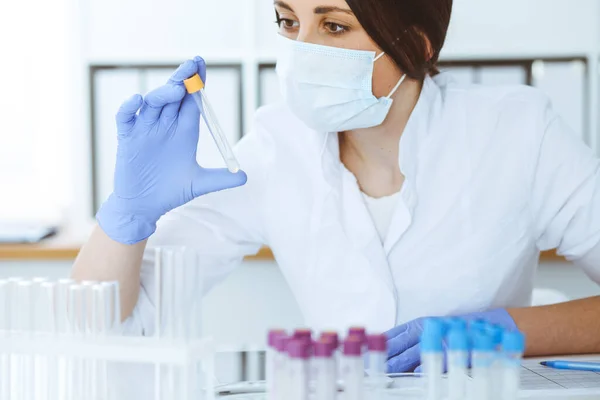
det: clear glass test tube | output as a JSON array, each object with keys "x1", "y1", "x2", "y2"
[
  {"x1": 100, "y1": 281, "x2": 121, "y2": 334},
  {"x1": 17, "y1": 281, "x2": 34, "y2": 400},
  {"x1": 0, "y1": 280, "x2": 9, "y2": 400},
  {"x1": 37, "y1": 282, "x2": 57, "y2": 400},
  {"x1": 183, "y1": 74, "x2": 241, "y2": 174}
]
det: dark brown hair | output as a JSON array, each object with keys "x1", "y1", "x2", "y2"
[{"x1": 345, "y1": 0, "x2": 453, "y2": 80}]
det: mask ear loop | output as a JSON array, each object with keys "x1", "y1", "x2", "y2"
[
  {"x1": 373, "y1": 52, "x2": 408, "y2": 99},
  {"x1": 386, "y1": 74, "x2": 407, "y2": 99}
]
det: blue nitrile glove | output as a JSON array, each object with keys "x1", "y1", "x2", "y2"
[
  {"x1": 97, "y1": 57, "x2": 247, "y2": 245},
  {"x1": 385, "y1": 309, "x2": 517, "y2": 373}
]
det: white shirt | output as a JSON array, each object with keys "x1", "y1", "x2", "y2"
[
  {"x1": 124, "y1": 74, "x2": 600, "y2": 336},
  {"x1": 361, "y1": 191, "x2": 402, "y2": 241}
]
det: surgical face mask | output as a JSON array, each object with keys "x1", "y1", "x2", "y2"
[{"x1": 276, "y1": 35, "x2": 407, "y2": 133}]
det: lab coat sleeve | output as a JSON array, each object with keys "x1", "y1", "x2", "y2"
[
  {"x1": 531, "y1": 100, "x2": 600, "y2": 283},
  {"x1": 121, "y1": 120, "x2": 275, "y2": 336}
]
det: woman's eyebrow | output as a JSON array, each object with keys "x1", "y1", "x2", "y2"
[
  {"x1": 274, "y1": 1, "x2": 294, "y2": 12},
  {"x1": 314, "y1": 6, "x2": 354, "y2": 15}
]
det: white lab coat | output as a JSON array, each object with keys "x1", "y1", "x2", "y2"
[{"x1": 124, "y1": 74, "x2": 600, "y2": 336}]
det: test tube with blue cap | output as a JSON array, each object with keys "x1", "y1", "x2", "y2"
[
  {"x1": 447, "y1": 327, "x2": 469, "y2": 400},
  {"x1": 183, "y1": 74, "x2": 241, "y2": 174},
  {"x1": 501, "y1": 330, "x2": 525, "y2": 400},
  {"x1": 472, "y1": 330, "x2": 495, "y2": 400},
  {"x1": 486, "y1": 324, "x2": 504, "y2": 400},
  {"x1": 420, "y1": 318, "x2": 445, "y2": 400}
]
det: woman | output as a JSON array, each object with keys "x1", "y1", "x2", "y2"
[{"x1": 72, "y1": 0, "x2": 600, "y2": 372}]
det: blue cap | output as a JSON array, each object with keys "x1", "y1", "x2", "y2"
[
  {"x1": 469, "y1": 319, "x2": 489, "y2": 333},
  {"x1": 445, "y1": 317, "x2": 467, "y2": 332},
  {"x1": 447, "y1": 328, "x2": 469, "y2": 351},
  {"x1": 420, "y1": 318, "x2": 445, "y2": 352},
  {"x1": 486, "y1": 324, "x2": 503, "y2": 346},
  {"x1": 472, "y1": 331, "x2": 494, "y2": 352},
  {"x1": 502, "y1": 330, "x2": 525, "y2": 353}
]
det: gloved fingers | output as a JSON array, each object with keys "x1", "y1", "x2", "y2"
[
  {"x1": 168, "y1": 58, "x2": 206, "y2": 85},
  {"x1": 192, "y1": 168, "x2": 248, "y2": 197},
  {"x1": 387, "y1": 343, "x2": 421, "y2": 373},
  {"x1": 139, "y1": 84, "x2": 186, "y2": 124},
  {"x1": 169, "y1": 57, "x2": 206, "y2": 124},
  {"x1": 179, "y1": 91, "x2": 201, "y2": 123},
  {"x1": 414, "y1": 365, "x2": 423, "y2": 373},
  {"x1": 386, "y1": 322, "x2": 421, "y2": 359},
  {"x1": 115, "y1": 94, "x2": 143, "y2": 133},
  {"x1": 193, "y1": 56, "x2": 207, "y2": 83},
  {"x1": 161, "y1": 99, "x2": 184, "y2": 123}
]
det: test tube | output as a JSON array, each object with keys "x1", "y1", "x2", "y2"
[
  {"x1": 487, "y1": 324, "x2": 504, "y2": 400},
  {"x1": 39, "y1": 282, "x2": 58, "y2": 400},
  {"x1": 366, "y1": 334, "x2": 387, "y2": 378},
  {"x1": 100, "y1": 281, "x2": 121, "y2": 334},
  {"x1": 0, "y1": 280, "x2": 9, "y2": 400},
  {"x1": 68, "y1": 284, "x2": 86, "y2": 400},
  {"x1": 501, "y1": 331, "x2": 525, "y2": 400},
  {"x1": 183, "y1": 74, "x2": 241, "y2": 174},
  {"x1": 314, "y1": 339, "x2": 336, "y2": 400},
  {"x1": 287, "y1": 339, "x2": 310, "y2": 400},
  {"x1": 341, "y1": 337, "x2": 364, "y2": 400},
  {"x1": 447, "y1": 327, "x2": 469, "y2": 400},
  {"x1": 320, "y1": 332, "x2": 340, "y2": 380},
  {"x1": 420, "y1": 318, "x2": 445, "y2": 400},
  {"x1": 17, "y1": 281, "x2": 34, "y2": 400},
  {"x1": 472, "y1": 331, "x2": 495, "y2": 400},
  {"x1": 56, "y1": 279, "x2": 74, "y2": 333},
  {"x1": 274, "y1": 335, "x2": 291, "y2": 400},
  {"x1": 267, "y1": 330, "x2": 286, "y2": 400}
]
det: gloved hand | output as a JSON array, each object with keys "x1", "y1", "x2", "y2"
[
  {"x1": 385, "y1": 309, "x2": 517, "y2": 373},
  {"x1": 97, "y1": 57, "x2": 247, "y2": 245}
]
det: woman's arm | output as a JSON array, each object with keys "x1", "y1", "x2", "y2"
[
  {"x1": 70, "y1": 58, "x2": 247, "y2": 322},
  {"x1": 71, "y1": 226, "x2": 146, "y2": 321},
  {"x1": 509, "y1": 296, "x2": 600, "y2": 356}
]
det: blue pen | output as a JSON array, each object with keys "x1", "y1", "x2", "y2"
[{"x1": 541, "y1": 360, "x2": 600, "y2": 372}]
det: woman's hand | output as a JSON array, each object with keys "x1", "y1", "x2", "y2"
[
  {"x1": 385, "y1": 309, "x2": 517, "y2": 373},
  {"x1": 97, "y1": 57, "x2": 247, "y2": 245}
]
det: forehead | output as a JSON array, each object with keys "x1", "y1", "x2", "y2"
[{"x1": 274, "y1": 0, "x2": 351, "y2": 12}]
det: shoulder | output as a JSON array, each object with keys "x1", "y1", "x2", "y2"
[
  {"x1": 433, "y1": 74, "x2": 556, "y2": 154},
  {"x1": 436, "y1": 73, "x2": 552, "y2": 124}
]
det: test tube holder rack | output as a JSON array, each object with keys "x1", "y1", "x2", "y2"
[{"x1": 0, "y1": 332, "x2": 217, "y2": 400}]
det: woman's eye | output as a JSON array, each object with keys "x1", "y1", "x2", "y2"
[
  {"x1": 324, "y1": 22, "x2": 348, "y2": 34},
  {"x1": 277, "y1": 18, "x2": 299, "y2": 30}
]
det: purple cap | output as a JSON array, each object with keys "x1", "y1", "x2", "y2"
[
  {"x1": 320, "y1": 331, "x2": 339, "y2": 349},
  {"x1": 348, "y1": 327, "x2": 366, "y2": 343},
  {"x1": 293, "y1": 329, "x2": 312, "y2": 340},
  {"x1": 274, "y1": 335, "x2": 290, "y2": 353},
  {"x1": 367, "y1": 334, "x2": 387, "y2": 352},
  {"x1": 268, "y1": 329, "x2": 286, "y2": 347},
  {"x1": 343, "y1": 337, "x2": 363, "y2": 356},
  {"x1": 314, "y1": 339, "x2": 335, "y2": 358},
  {"x1": 287, "y1": 339, "x2": 311, "y2": 359}
]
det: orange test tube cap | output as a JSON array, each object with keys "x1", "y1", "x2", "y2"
[{"x1": 183, "y1": 74, "x2": 205, "y2": 94}]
